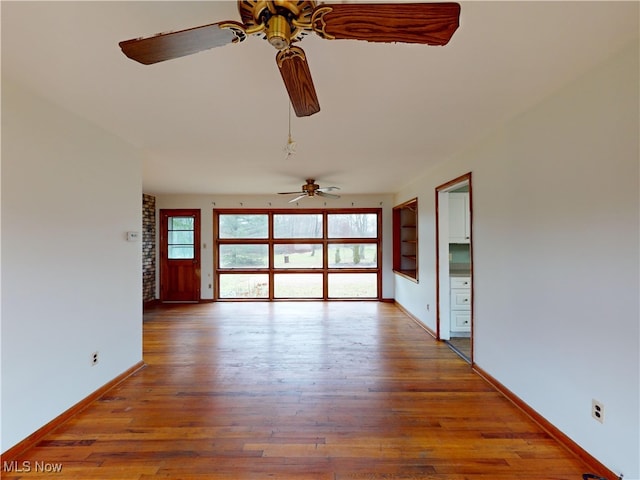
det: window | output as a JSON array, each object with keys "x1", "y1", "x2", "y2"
[
  {"x1": 219, "y1": 273, "x2": 268, "y2": 298},
  {"x1": 214, "y1": 209, "x2": 381, "y2": 300},
  {"x1": 274, "y1": 213, "x2": 322, "y2": 238},
  {"x1": 274, "y1": 273, "x2": 323, "y2": 299},
  {"x1": 328, "y1": 243, "x2": 377, "y2": 268},
  {"x1": 393, "y1": 198, "x2": 418, "y2": 282},
  {"x1": 328, "y1": 273, "x2": 378, "y2": 298},
  {"x1": 219, "y1": 244, "x2": 268, "y2": 269},
  {"x1": 327, "y1": 213, "x2": 377, "y2": 238},
  {"x1": 218, "y1": 214, "x2": 268, "y2": 239},
  {"x1": 274, "y1": 244, "x2": 323, "y2": 269}
]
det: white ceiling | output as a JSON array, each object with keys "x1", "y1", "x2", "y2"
[{"x1": 2, "y1": 1, "x2": 638, "y2": 196}]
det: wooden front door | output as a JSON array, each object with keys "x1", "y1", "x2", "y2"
[{"x1": 160, "y1": 209, "x2": 201, "y2": 302}]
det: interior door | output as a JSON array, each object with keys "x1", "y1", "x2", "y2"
[{"x1": 160, "y1": 209, "x2": 201, "y2": 302}]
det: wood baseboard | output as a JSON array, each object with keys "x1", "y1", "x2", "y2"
[
  {"x1": 394, "y1": 301, "x2": 437, "y2": 339},
  {"x1": 146, "y1": 299, "x2": 215, "y2": 308},
  {"x1": 473, "y1": 365, "x2": 620, "y2": 480},
  {"x1": 1, "y1": 361, "x2": 146, "y2": 462},
  {"x1": 143, "y1": 299, "x2": 160, "y2": 310}
]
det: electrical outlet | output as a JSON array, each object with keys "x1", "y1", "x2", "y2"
[
  {"x1": 91, "y1": 351, "x2": 99, "y2": 366},
  {"x1": 592, "y1": 399, "x2": 604, "y2": 423}
]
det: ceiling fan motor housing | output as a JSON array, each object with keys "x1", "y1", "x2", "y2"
[
  {"x1": 303, "y1": 179, "x2": 320, "y2": 196},
  {"x1": 266, "y1": 15, "x2": 291, "y2": 49},
  {"x1": 239, "y1": 0, "x2": 316, "y2": 49}
]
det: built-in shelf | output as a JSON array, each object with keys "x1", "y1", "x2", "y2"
[
  {"x1": 393, "y1": 198, "x2": 418, "y2": 282},
  {"x1": 395, "y1": 269, "x2": 417, "y2": 281}
]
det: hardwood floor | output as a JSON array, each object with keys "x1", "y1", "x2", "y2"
[{"x1": 5, "y1": 302, "x2": 589, "y2": 479}]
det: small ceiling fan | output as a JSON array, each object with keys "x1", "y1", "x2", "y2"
[
  {"x1": 119, "y1": 1, "x2": 461, "y2": 118},
  {"x1": 279, "y1": 178, "x2": 340, "y2": 202}
]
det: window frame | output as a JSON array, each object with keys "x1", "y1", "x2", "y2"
[{"x1": 213, "y1": 208, "x2": 382, "y2": 301}]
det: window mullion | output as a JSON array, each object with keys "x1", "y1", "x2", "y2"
[{"x1": 268, "y1": 212, "x2": 274, "y2": 299}]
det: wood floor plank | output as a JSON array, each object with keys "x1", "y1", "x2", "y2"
[{"x1": 3, "y1": 302, "x2": 590, "y2": 479}]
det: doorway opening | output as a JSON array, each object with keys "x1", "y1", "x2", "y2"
[{"x1": 436, "y1": 173, "x2": 473, "y2": 363}]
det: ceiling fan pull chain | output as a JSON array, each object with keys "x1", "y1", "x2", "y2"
[{"x1": 284, "y1": 101, "x2": 297, "y2": 158}]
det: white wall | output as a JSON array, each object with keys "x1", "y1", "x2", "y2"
[
  {"x1": 394, "y1": 186, "x2": 438, "y2": 326},
  {"x1": 1, "y1": 81, "x2": 143, "y2": 452},
  {"x1": 154, "y1": 194, "x2": 395, "y2": 300},
  {"x1": 395, "y1": 41, "x2": 639, "y2": 478}
]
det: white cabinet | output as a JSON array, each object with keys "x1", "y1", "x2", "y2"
[
  {"x1": 450, "y1": 277, "x2": 471, "y2": 289},
  {"x1": 450, "y1": 276, "x2": 471, "y2": 333},
  {"x1": 451, "y1": 312, "x2": 471, "y2": 330},
  {"x1": 449, "y1": 192, "x2": 470, "y2": 244}
]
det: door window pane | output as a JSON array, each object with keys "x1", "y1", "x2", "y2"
[
  {"x1": 328, "y1": 213, "x2": 377, "y2": 238},
  {"x1": 274, "y1": 244, "x2": 323, "y2": 269},
  {"x1": 219, "y1": 245, "x2": 268, "y2": 268},
  {"x1": 328, "y1": 244, "x2": 377, "y2": 268},
  {"x1": 168, "y1": 216, "x2": 195, "y2": 259},
  {"x1": 168, "y1": 231, "x2": 194, "y2": 244},
  {"x1": 328, "y1": 273, "x2": 377, "y2": 298},
  {"x1": 219, "y1": 214, "x2": 268, "y2": 239},
  {"x1": 219, "y1": 274, "x2": 269, "y2": 298},
  {"x1": 274, "y1": 274, "x2": 323, "y2": 298},
  {"x1": 274, "y1": 214, "x2": 322, "y2": 238},
  {"x1": 168, "y1": 246, "x2": 194, "y2": 259},
  {"x1": 170, "y1": 217, "x2": 194, "y2": 230}
]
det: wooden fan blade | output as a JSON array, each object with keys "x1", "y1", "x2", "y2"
[
  {"x1": 119, "y1": 21, "x2": 246, "y2": 65},
  {"x1": 278, "y1": 191, "x2": 304, "y2": 195},
  {"x1": 317, "y1": 191, "x2": 340, "y2": 200},
  {"x1": 311, "y1": 3, "x2": 460, "y2": 45},
  {"x1": 276, "y1": 46, "x2": 320, "y2": 117}
]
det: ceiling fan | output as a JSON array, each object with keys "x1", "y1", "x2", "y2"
[
  {"x1": 279, "y1": 178, "x2": 340, "y2": 202},
  {"x1": 119, "y1": 1, "x2": 461, "y2": 118}
]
